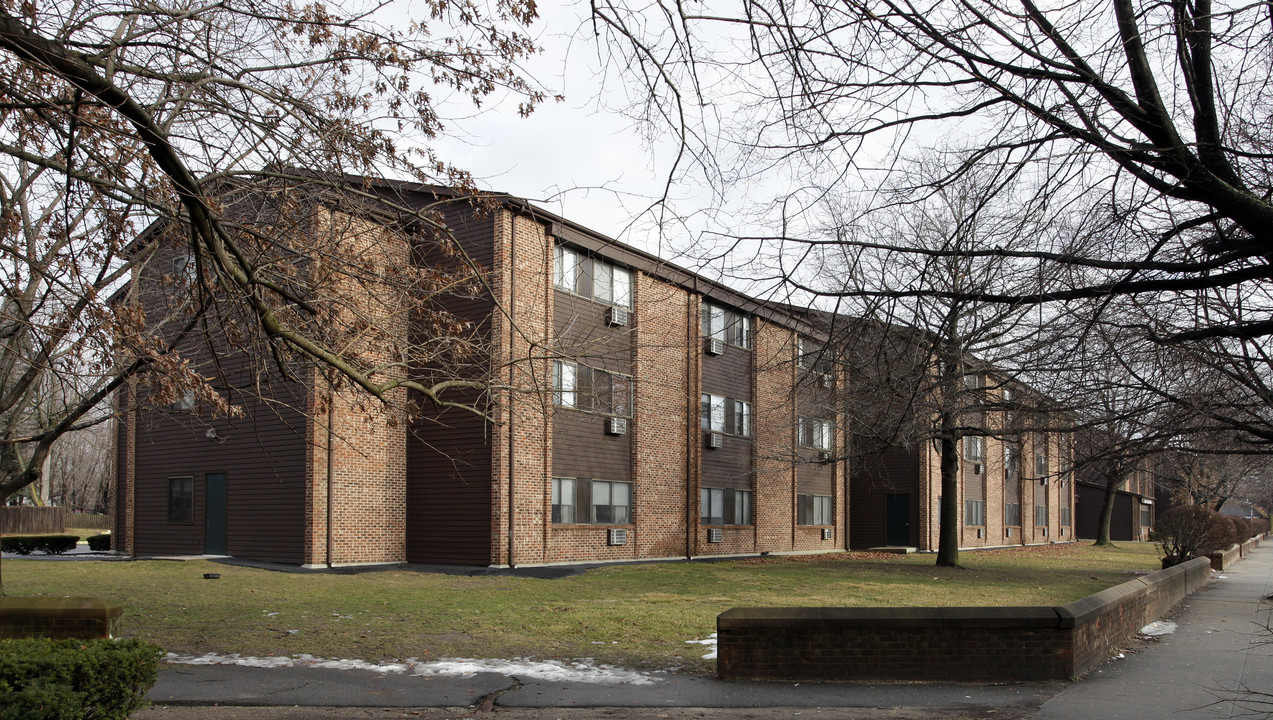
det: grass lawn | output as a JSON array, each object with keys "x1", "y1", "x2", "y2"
[{"x1": 1, "y1": 542, "x2": 1161, "y2": 675}]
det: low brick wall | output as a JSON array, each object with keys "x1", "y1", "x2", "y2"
[
  {"x1": 0, "y1": 597, "x2": 122, "y2": 639},
  {"x1": 1241, "y1": 538, "x2": 1258, "y2": 556},
  {"x1": 1211, "y1": 544, "x2": 1241, "y2": 570},
  {"x1": 717, "y1": 556, "x2": 1212, "y2": 682}
]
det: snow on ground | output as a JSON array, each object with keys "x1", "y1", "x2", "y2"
[
  {"x1": 685, "y1": 633, "x2": 717, "y2": 660},
  {"x1": 1139, "y1": 620, "x2": 1178, "y2": 637},
  {"x1": 164, "y1": 653, "x2": 660, "y2": 685}
]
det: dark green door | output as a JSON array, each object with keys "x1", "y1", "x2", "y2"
[
  {"x1": 885, "y1": 493, "x2": 910, "y2": 546},
  {"x1": 205, "y1": 474, "x2": 227, "y2": 555}
]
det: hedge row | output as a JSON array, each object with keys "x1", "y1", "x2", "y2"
[
  {"x1": 1, "y1": 534, "x2": 79, "y2": 555},
  {"x1": 0, "y1": 637, "x2": 161, "y2": 720},
  {"x1": 87, "y1": 534, "x2": 111, "y2": 552}
]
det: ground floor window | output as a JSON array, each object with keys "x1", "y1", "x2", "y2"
[
  {"x1": 1035, "y1": 505, "x2": 1048, "y2": 527},
  {"x1": 552, "y1": 478, "x2": 632, "y2": 525},
  {"x1": 1060, "y1": 507, "x2": 1072, "y2": 527},
  {"x1": 701, "y1": 487, "x2": 753, "y2": 525},
  {"x1": 1004, "y1": 502, "x2": 1021, "y2": 527},
  {"x1": 168, "y1": 476, "x2": 193, "y2": 523},
  {"x1": 1138, "y1": 504, "x2": 1151, "y2": 528},
  {"x1": 965, "y1": 499, "x2": 985, "y2": 526},
  {"x1": 797, "y1": 494, "x2": 832, "y2": 526}
]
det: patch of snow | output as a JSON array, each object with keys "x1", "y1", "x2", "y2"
[
  {"x1": 686, "y1": 633, "x2": 717, "y2": 660},
  {"x1": 1140, "y1": 621, "x2": 1177, "y2": 637},
  {"x1": 163, "y1": 653, "x2": 660, "y2": 685}
]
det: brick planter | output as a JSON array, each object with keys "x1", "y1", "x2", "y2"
[
  {"x1": 0, "y1": 597, "x2": 122, "y2": 639},
  {"x1": 718, "y1": 556, "x2": 1211, "y2": 682}
]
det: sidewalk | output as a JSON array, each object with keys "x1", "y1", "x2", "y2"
[
  {"x1": 1033, "y1": 544, "x2": 1273, "y2": 720},
  {"x1": 135, "y1": 547, "x2": 1273, "y2": 720}
]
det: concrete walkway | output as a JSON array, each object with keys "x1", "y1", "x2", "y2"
[
  {"x1": 1034, "y1": 545, "x2": 1273, "y2": 720},
  {"x1": 137, "y1": 547, "x2": 1273, "y2": 720}
]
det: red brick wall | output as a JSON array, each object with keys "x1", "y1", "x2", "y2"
[{"x1": 632, "y1": 274, "x2": 692, "y2": 559}]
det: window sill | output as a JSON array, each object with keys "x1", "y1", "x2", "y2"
[
  {"x1": 554, "y1": 286, "x2": 631, "y2": 311},
  {"x1": 551, "y1": 523, "x2": 634, "y2": 529},
  {"x1": 700, "y1": 524, "x2": 754, "y2": 528}
]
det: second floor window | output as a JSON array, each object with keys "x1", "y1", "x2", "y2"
[
  {"x1": 964, "y1": 435, "x2": 985, "y2": 462},
  {"x1": 702, "y1": 303, "x2": 751, "y2": 348},
  {"x1": 1005, "y1": 443, "x2": 1020, "y2": 476},
  {"x1": 553, "y1": 360, "x2": 632, "y2": 416},
  {"x1": 555, "y1": 245, "x2": 632, "y2": 308},
  {"x1": 701, "y1": 394, "x2": 751, "y2": 436},
  {"x1": 1034, "y1": 435, "x2": 1049, "y2": 477},
  {"x1": 798, "y1": 417, "x2": 833, "y2": 450}
]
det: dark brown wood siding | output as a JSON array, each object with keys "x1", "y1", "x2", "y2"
[
  {"x1": 701, "y1": 343, "x2": 751, "y2": 400},
  {"x1": 552, "y1": 411, "x2": 632, "y2": 482},
  {"x1": 797, "y1": 461, "x2": 833, "y2": 495},
  {"x1": 132, "y1": 379, "x2": 309, "y2": 562},
  {"x1": 850, "y1": 443, "x2": 920, "y2": 549},
  {"x1": 701, "y1": 340, "x2": 753, "y2": 490},
  {"x1": 405, "y1": 207, "x2": 496, "y2": 565},
  {"x1": 406, "y1": 394, "x2": 493, "y2": 565},
  {"x1": 553, "y1": 291, "x2": 632, "y2": 373}
]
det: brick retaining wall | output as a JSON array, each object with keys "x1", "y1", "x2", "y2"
[
  {"x1": 0, "y1": 597, "x2": 122, "y2": 639},
  {"x1": 718, "y1": 556, "x2": 1212, "y2": 682}
]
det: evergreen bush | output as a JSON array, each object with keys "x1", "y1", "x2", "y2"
[{"x1": 0, "y1": 638, "x2": 161, "y2": 720}]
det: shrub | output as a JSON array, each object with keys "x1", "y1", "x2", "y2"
[
  {"x1": 0, "y1": 638, "x2": 161, "y2": 720},
  {"x1": 1, "y1": 534, "x2": 79, "y2": 555},
  {"x1": 86, "y1": 534, "x2": 111, "y2": 552},
  {"x1": 1151, "y1": 505, "x2": 1231, "y2": 568}
]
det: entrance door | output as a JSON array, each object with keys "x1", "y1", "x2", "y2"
[
  {"x1": 885, "y1": 493, "x2": 910, "y2": 546},
  {"x1": 205, "y1": 473, "x2": 227, "y2": 555}
]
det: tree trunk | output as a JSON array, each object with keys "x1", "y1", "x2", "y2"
[
  {"x1": 936, "y1": 413, "x2": 961, "y2": 567},
  {"x1": 1094, "y1": 469, "x2": 1128, "y2": 546}
]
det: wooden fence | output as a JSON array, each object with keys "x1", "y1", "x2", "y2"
[
  {"x1": 1, "y1": 506, "x2": 65, "y2": 535},
  {"x1": 66, "y1": 513, "x2": 111, "y2": 530}
]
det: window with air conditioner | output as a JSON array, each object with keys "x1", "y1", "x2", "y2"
[
  {"x1": 701, "y1": 303, "x2": 751, "y2": 349},
  {"x1": 701, "y1": 394, "x2": 751, "y2": 437}
]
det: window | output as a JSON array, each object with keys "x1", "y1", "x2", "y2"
[
  {"x1": 554, "y1": 245, "x2": 633, "y2": 308},
  {"x1": 798, "y1": 337, "x2": 831, "y2": 374},
  {"x1": 798, "y1": 417, "x2": 833, "y2": 450},
  {"x1": 550, "y1": 478, "x2": 632, "y2": 525},
  {"x1": 1060, "y1": 507, "x2": 1072, "y2": 527},
  {"x1": 1034, "y1": 435, "x2": 1049, "y2": 477},
  {"x1": 797, "y1": 494, "x2": 833, "y2": 525},
  {"x1": 701, "y1": 394, "x2": 751, "y2": 436},
  {"x1": 965, "y1": 499, "x2": 985, "y2": 526},
  {"x1": 1035, "y1": 505, "x2": 1048, "y2": 527},
  {"x1": 168, "y1": 477, "x2": 194, "y2": 523},
  {"x1": 553, "y1": 361, "x2": 632, "y2": 416},
  {"x1": 172, "y1": 254, "x2": 196, "y2": 283},
  {"x1": 170, "y1": 389, "x2": 195, "y2": 412},
  {"x1": 700, "y1": 488, "x2": 753, "y2": 525},
  {"x1": 1138, "y1": 505, "x2": 1151, "y2": 528},
  {"x1": 1004, "y1": 443, "x2": 1020, "y2": 476},
  {"x1": 1004, "y1": 502, "x2": 1021, "y2": 526},
  {"x1": 591, "y1": 480, "x2": 631, "y2": 524},
  {"x1": 552, "y1": 478, "x2": 575, "y2": 524},
  {"x1": 964, "y1": 435, "x2": 985, "y2": 462},
  {"x1": 701, "y1": 303, "x2": 751, "y2": 348}
]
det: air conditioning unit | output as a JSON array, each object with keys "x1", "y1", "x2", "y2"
[
  {"x1": 706, "y1": 338, "x2": 725, "y2": 355},
  {"x1": 705, "y1": 432, "x2": 723, "y2": 449},
  {"x1": 1005, "y1": 527, "x2": 1013, "y2": 538},
  {"x1": 977, "y1": 528, "x2": 984, "y2": 539},
  {"x1": 1041, "y1": 527, "x2": 1048, "y2": 536},
  {"x1": 817, "y1": 450, "x2": 832, "y2": 464},
  {"x1": 973, "y1": 463, "x2": 982, "y2": 475},
  {"x1": 1040, "y1": 477, "x2": 1049, "y2": 486},
  {"x1": 606, "y1": 306, "x2": 630, "y2": 327},
  {"x1": 608, "y1": 528, "x2": 627, "y2": 545},
  {"x1": 819, "y1": 373, "x2": 833, "y2": 389},
  {"x1": 606, "y1": 417, "x2": 628, "y2": 435},
  {"x1": 821, "y1": 528, "x2": 832, "y2": 540},
  {"x1": 707, "y1": 528, "x2": 723, "y2": 543}
]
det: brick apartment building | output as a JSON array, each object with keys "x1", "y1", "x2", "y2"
[
  {"x1": 113, "y1": 184, "x2": 848, "y2": 567},
  {"x1": 114, "y1": 182, "x2": 1076, "y2": 567}
]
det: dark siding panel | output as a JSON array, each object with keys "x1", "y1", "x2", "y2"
[
  {"x1": 702, "y1": 435, "x2": 752, "y2": 490},
  {"x1": 552, "y1": 411, "x2": 632, "y2": 481},
  {"x1": 406, "y1": 392, "x2": 494, "y2": 565},
  {"x1": 797, "y1": 462, "x2": 833, "y2": 495},
  {"x1": 553, "y1": 291, "x2": 633, "y2": 373},
  {"x1": 1112, "y1": 492, "x2": 1134, "y2": 541},
  {"x1": 850, "y1": 444, "x2": 919, "y2": 549},
  {"x1": 132, "y1": 379, "x2": 308, "y2": 562},
  {"x1": 701, "y1": 345, "x2": 751, "y2": 400},
  {"x1": 1075, "y1": 482, "x2": 1133, "y2": 541}
]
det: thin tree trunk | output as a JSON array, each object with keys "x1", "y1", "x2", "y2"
[
  {"x1": 936, "y1": 412, "x2": 961, "y2": 567},
  {"x1": 1095, "y1": 469, "x2": 1128, "y2": 546}
]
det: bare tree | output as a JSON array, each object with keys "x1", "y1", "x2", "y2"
[{"x1": 0, "y1": 1, "x2": 551, "y2": 506}]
